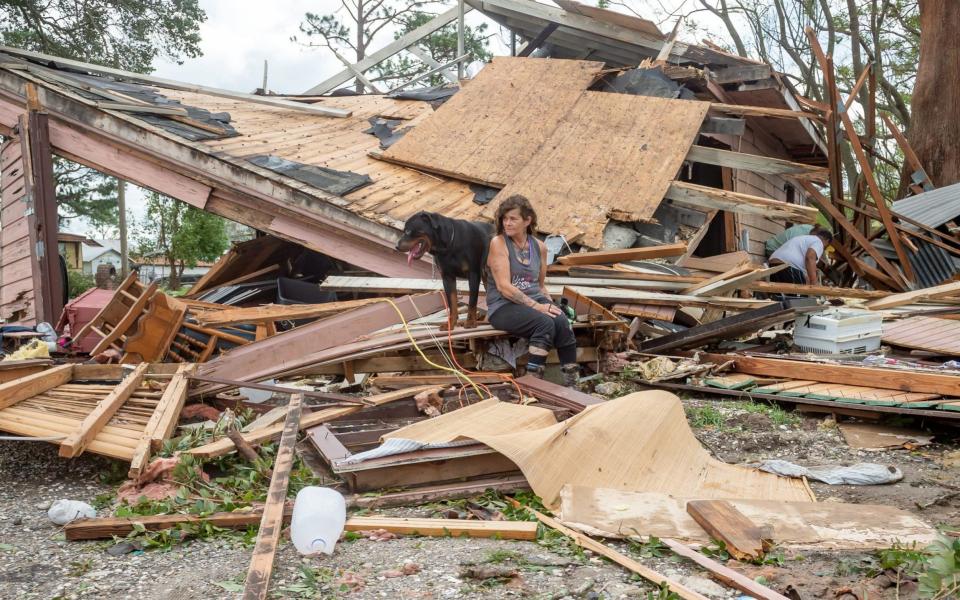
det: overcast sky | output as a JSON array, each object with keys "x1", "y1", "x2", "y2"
[{"x1": 69, "y1": 0, "x2": 710, "y2": 237}]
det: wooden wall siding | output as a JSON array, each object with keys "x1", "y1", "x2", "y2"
[
  {"x1": 708, "y1": 123, "x2": 810, "y2": 261},
  {"x1": 488, "y1": 92, "x2": 710, "y2": 248},
  {"x1": 380, "y1": 57, "x2": 603, "y2": 188},
  {"x1": 0, "y1": 138, "x2": 35, "y2": 325}
]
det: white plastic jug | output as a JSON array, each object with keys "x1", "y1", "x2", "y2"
[{"x1": 290, "y1": 486, "x2": 346, "y2": 556}]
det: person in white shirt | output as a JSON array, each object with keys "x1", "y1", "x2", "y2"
[{"x1": 768, "y1": 228, "x2": 833, "y2": 285}]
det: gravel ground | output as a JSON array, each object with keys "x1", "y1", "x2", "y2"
[{"x1": 1, "y1": 391, "x2": 958, "y2": 599}]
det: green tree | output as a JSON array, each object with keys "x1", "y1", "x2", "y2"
[
  {"x1": 135, "y1": 193, "x2": 229, "y2": 291},
  {"x1": 371, "y1": 12, "x2": 492, "y2": 88},
  {"x1": 0, "y1": 0, "x2": 206, "y2": 232}
]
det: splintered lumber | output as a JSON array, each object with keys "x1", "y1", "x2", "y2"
[
  {"x1": 187, "y1": 385, "x2": 442, "y2": 459},
  {"x1": 660, "y1": 538, "x2": 791, "y2": 600},
  {"x1": 686, "y1": 145, "x2": 828, "y2": 182},
  {"x1": 639, "y1": 300, "x2": 815, "y2": 353},
  {"x1": 866, "y1": 281, "x2": 960, "y2": 310},
  {"x1": 665, "y1": 181, "x2": 818, "y2": 222},
  {"x1": 680, "y1": 262, "x2": 754, "y2": 295},
  {"x1": 128, "y1": 364, "x2": 193, "y2": 478},
  {"x1": 195, "y1": 293, "x2": 445, "y2": 395},
  {"x1": 193, "y1": 298, "x2": 387, "y2": 327},
  {"x1": 701, "y1": 353, "x2": 960, "y2": 396},
  {"x1": 687, "y1": 264, "x2": 787, "y2": 297},
  {"x1": 0, "y1": 364, "x2": 73, "y2": 411},
  {"x1": 710, "y1": 102, "x2": 822, "y2": 121},
  {"x1": 64, "y1": 511, "x2": 536, "y2": 541},
  {"x1": 59, "y1": 363, "x2": 149, "y2": 458},
  {"x1": 686, "y1": 500, "x2": 765, "y2": 561},
  {"x1": 523, "y1": 506, "x2": 708, "y2": 600},
  {"x1": 557, "y1": 242, "x2": 687, "y2": 265},
  {"x1": 243, "y1": 394, "x2": 303, "y2": 600}
]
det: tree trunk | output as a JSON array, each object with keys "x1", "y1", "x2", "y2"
[
  {"x1": 908, "y1": 0, "x2": 960, "y2": 187},
  {"x1": 167, "y1": 256, "x2": 180, "y2": 290}
]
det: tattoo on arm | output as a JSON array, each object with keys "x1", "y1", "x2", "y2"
[{"x1": 510, "y1": 289, "x2": 536, "y2": 307}]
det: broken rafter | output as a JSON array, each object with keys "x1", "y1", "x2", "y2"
[
  {"x1": 664, "y1": 181, "x2": 818, "y2": 222},
  {"x1": 686, "y1": 145, "x2": 828, "y2": 182}
]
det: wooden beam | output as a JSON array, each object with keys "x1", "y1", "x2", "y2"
[
  {"x1": 661, "y1": 538, "x2": 791, "y2": 600},
  {"x1": 880, "y1": 113, "x2": 934, "y2": 191},
  {"x1": 843, "y1": 63, "x2": 873, "y2": 112},
  {"x1": 63, "y1": 510, "x2": 537, "y2": 542},
  {"x1": 128, "y1": 365, "x2": 192, "y2": 478},
  {"x1": 557, "y1": 242, "x2": 687, "y2": 265},
  {"x1": 0, "y1": 364, "x2": 73, "y2": 411},
  {"x1": 664, "y1": 181, "x2": 818, "y2": 222},
  {"x1": 303, "y1": 7, "x2": 469, "y2": 94},
  {"x1": 865, "y1": 281, "x2": 960, "y2": 310},
  {"x1": 242, "y1": 394, "x2": 303, "y2": 600},
  {"x1": 687, "y1": 264, "x2": 787, "y2": 297},
  {"x1": 522, "y1": 506, "x2": 708, "y2": 600},
  {"x1": 194, "y1": 298, "x2": 387, "y2": 327},
  {"x1": 59, "y1": 363, "x2": 149, "y2": 458},
  {"x1": 187, "y1": 385, "x2": 443, "y2": 459},
  {"x1": 686, "y1": 145, "x2": 828, "y2": 182},
  {"x1": 345, "y1": 516, "x2": 537, "y2": 539},
  {"x1": 709, "y1": 64, "x2": 772, "y2": 84},
  {"x1": 797, "y1": 180, "x2": 907, "y2": 289},
  {"x1": 700, "y1": 353, "x2": 960, "y2": 396},
  {"x1": 710, "y1": 103, "x2": 823, "y2": 121},
  {"x1": 328, "y1": 46, "x2": 382, "y2": 94},
  {"x1": 803, "y1": 28, "x2": 915, "y2": 284},
  {"x1": 681, "y1": 262, "x2": 754, "y2": 295},
  {"x1": 686, "y1": 500, "x2": 764, "y2": 561},
  {"x1": 404, "y1": 45, "x2": 459, "y2": 84},
  {"x1": 517, "y1": 22, "x2": 559, "y2": 56}
]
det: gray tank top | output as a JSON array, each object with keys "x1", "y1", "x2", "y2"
[{"x1": 485, "y1": 235, "x2": 548, "y2": 318}]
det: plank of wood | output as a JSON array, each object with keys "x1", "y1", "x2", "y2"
[
  {"x1": 866, "y1": 281, "x2": 960, "y2": 310},
  {"x1": 58, "y1": 363, "x2": 149, "y2": 458},
  {"x1": 610, "y1": 303, "x2": 677, "y2": 321},
  {"x1": 677, "y1": 251, "x2": 752, "y2": 273},
  {"x1": 681, "y1": 262, "x2": 754, "y2": 295},
  {"x1": 665, "y1": 181, "x2": 818, "y2": 222},
  {"x1": 0, "y1": 364, "x2": 73, "y2": 411},
  {"x1": 661, "y1": 538, "x2": 791, "y2": 600},
  {"x1": 368, "y1": 374, "x2": 504, "y2": 389},
  {"x1": 381, "y1": 56, "x2": 601, "y2": 187},
  {"x1": 524, "y1": 506, "x2": 708, "y2": 600},
  {"x1": 489, "y1": 92, "x2": 710, "y2": 248},
  {"x1": 187, "y1": 385, "x2": 443, "y2": 459},
  {"x1": 242, "y1": 394, "x2": 303, "y2": 600},
  {"x1": 689, "y1": 264, "x2": 787, "y2": 297},
  {"x1": 128, "y1": 365, "x2": 192, "y2": 478},
  {"x1": 686, "y1": 500, "x2": 764, "y2": 561},
  {"x1": 344, "y1": 517, "x2": 537, "y2": 539},
  {"x1": 711, "y1": 102, "x2": 822, "y2": 121},
  {"x1": 686, "y1": 145, "x2": 828, "y2": 182},
  {"x1": 63, "y1": 509, "x2": 536, "y2": 541},
  {"x1": 701, "y1": 353, "x2": 960, "y2": 396},
  {"x1": 557, "y1": 242, "x2": 687, "y2": 265},
  {"x1": 194, "y1": 298, "x2": 386, "y2": 327}
]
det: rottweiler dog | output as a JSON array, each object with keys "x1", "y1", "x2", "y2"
[{"x1": 396, "y1": 211, "x2": 494, "y2": 331}]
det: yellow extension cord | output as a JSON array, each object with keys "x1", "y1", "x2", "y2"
[{"x1": 383, "y1": 298, "x2": 487, "y2": 399}]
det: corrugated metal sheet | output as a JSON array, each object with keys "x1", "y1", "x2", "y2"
[
  {"x1": 874, "y1": 238, "x2": 960, "y2": 288},
  {"x1": 891, "y1": 182, "x2": 960, "y2": 227}
]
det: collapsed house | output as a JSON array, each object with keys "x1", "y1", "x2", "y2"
[{"x1": 2, "y1": 1, "x2": 960, "y2": 598}]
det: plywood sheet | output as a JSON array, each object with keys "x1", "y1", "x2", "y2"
[
  {"x1": 385, "y1": 391, "x2": 812, "y2": 509},
  {"x1": 882, "y1": 316, "x2": 960, "y2": 356},
  {"x1": 560, "y1": 486, "x2": 937, "y2": 549},
  {"x1": 381, "y1": 57, "x2": 603, "y2": 187},
  {"x1": 487, "y1": 92, "x2": 709, "y2": 248},
  {"x1": 383, "y1": 399, "x2": 558, "y2": 444}
]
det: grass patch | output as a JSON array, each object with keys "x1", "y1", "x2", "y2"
[
  {"x1": 732, "y1": 400, "x2": 800, "y2": 427},
  {"x1": 686, "y1": 405, "x2": 726, "y2": 429}
]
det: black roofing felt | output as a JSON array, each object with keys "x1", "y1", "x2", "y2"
[{"x1": 247, "y1": 155, "x2": 373, "y2": 196}]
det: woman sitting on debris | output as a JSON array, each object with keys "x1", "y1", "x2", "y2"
[{"x1": 485, "y1": 194, "x2": 579, "y2": 386}]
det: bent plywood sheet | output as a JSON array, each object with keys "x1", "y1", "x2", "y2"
[
  {"x1": 559, "y1": 486, "x2": 937, "y2": 549},
  {"x1": 381, "y1": 56, "x2": 603, "y2": 187},
  {"x1": 487, "y1": 92, "x2": 710, "y2": 248},
  {"x1": 385, "y1": 391, "x2": 812, "y2": 508}
]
